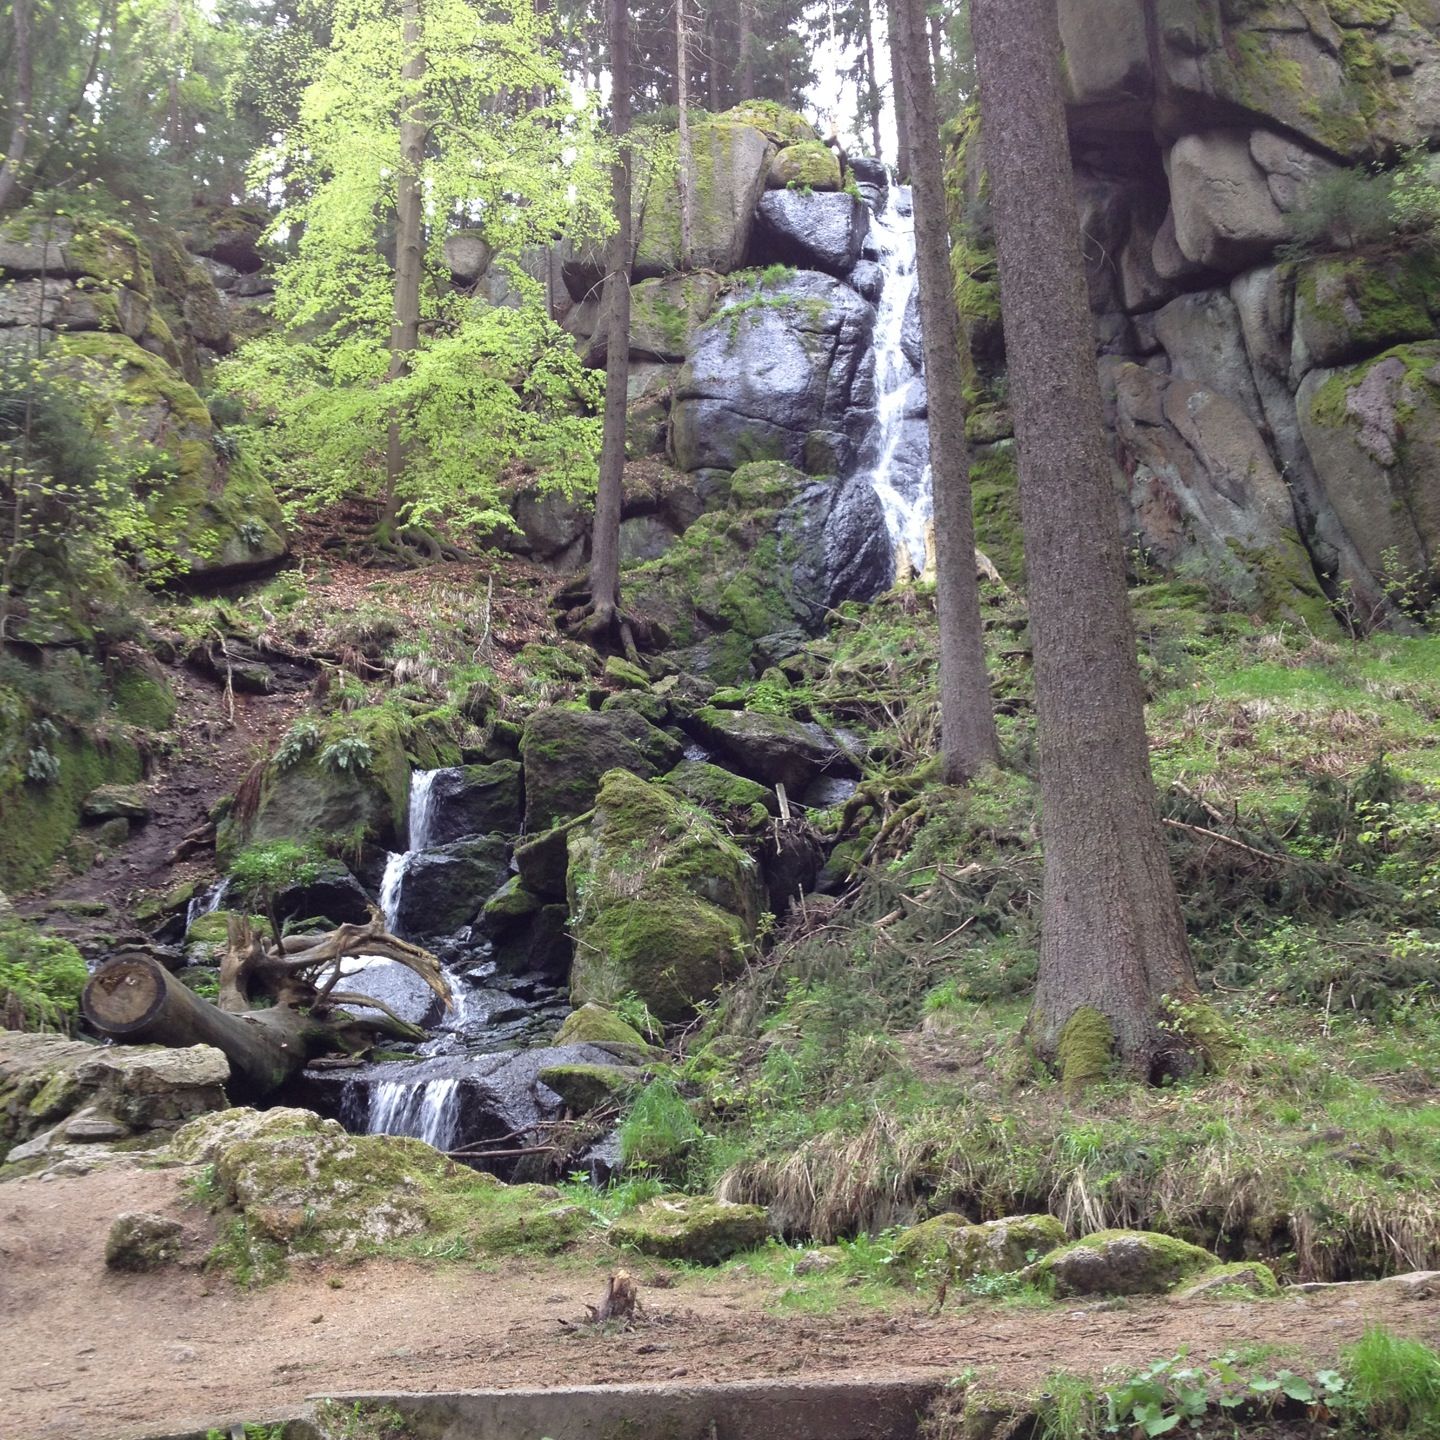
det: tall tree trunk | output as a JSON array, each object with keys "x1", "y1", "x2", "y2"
[
  {"x1": 860, "y1": 0, "x2": 883, "y2": 158},
  {"x1": 969, "y1": 0, "x2": 1202, "y2": 1084},
  {"x1": 707, "y1": 2, "x2": 721, "y2": 108},
  {"x1": 893, "y1": 0, "x2": 999, "y2": 784},
  {"x1": 928, "y1": 6, "x2": 945, "y2": 97},
  {"x1": 383, "y1": 0, "x2": 427, "y2": 532},
  {"x1": 586, "y1": 0, "x2": 631, "y2": 634},
  {"x1": 738, "y1": 0, "x2": 755, "y2": 99},
  {"x1": 676, "y1": 0, "x2": 694, "y2": 268},
  {"x1": 887, "y1": 1, "x2": 911, "y2": 182},
  {"x1": 0, "y1": 0, "x2": 35, "y2": 213}
]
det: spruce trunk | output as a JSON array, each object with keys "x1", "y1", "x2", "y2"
[
  {"x1": 969, "y1": 0, "x2": 1202, "y2": 1082},
  {"x1": 894, "y1": 0, "x2": 999, "y2": 783}
]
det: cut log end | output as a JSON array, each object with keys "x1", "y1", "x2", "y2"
[{"x1": 81, "y1": 953, "x2": 169, "y2": 1035}]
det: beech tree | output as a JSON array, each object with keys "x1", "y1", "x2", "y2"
[
  {"x1": 968, "y1": 0, "x2": 1205, "y2": 1083},
  {"x1": 223, "y1": 0, "x2": 612, "y2": 557},
  {"x1": 892, "y1": 0, "x2": 999, "y2": 782}
]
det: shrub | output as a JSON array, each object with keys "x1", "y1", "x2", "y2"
[{"x1": 0, "y1": 918, "x2": 89, "y2": 1032}]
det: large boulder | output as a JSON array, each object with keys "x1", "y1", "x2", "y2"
[
  {"x1": 568, "y1": 769, "x2": 762, "y2": 1022},
  {"x1": 634, "y1": 121, "x2": 774, "y2": 278},
  {"x1": 1113, "y1": 363, "x2": 1329, "y2": 623},
  {"x1": 629, "y1": 274, "x2": 725, "y2": 362},
  {"x1": 670, "y1": 272, "x2": 876, "y2": 476},
  {"x1": 423, "y1": 762, "x2": 524, "y2": 843},
  {"x1": 893, "y1": 1213, "x2": 1067, "y2": 1280},
  {"x1": 767, "y1": 141, "x2": 843, "y2": 192},
  {"x1": 610, "y1": 1194, "x2": 770, "y2": 1263},
  {"x1": 1167, "y1": 130, "x2": 1289, "y2": 273},
  {"x1": 47, "y1": 332, "x2": 287, "y2": 582},
  {"x1": 751, "y1": 191, "x2": 870, "y2": 277},
  {"x1": 779, "y1": 476, "x2": 894, "y2": 613},
  {"x1": 686, "y1": 706, "x2": 846, "y2": 791},
  {"x1": 389, "y1": 834, "x2": 511, "y2": 940},
  {"x1": 1032, "y1": 1228, "x2": 1215, "y2": 1297},
  {"x1": 520, "y1": 706, "x2": 683, "y2": 831},
  {"x1": 1293, "y1": 251, "x2": 1440, "y2": 372},
  {"x1": 1296, "y1": 342, "x2": 1440, "y2": 603}
]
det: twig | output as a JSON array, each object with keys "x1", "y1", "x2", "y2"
[{"x1": 1161, "y1": 817, "x2": 1281, "y2": 863}]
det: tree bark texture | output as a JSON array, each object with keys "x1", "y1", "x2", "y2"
[
  {"x1": 83, "y1": 954, "x2": 315, "y2": 1095},
  {"x1": 0, "y1": 0, "x2": 34, "y2": 213},
  {"x1": 968, "y1": 0, "x2": 1201, "y2": 1080},
  {"x1": 676, "y1": 0, "x2": 694, "y2": 268},
  {"x1": 893, "y1": 0, "x2": 999, "y2": 784},
  {"x1": 886, "y1": 0, "x2": 912, "y2": 182},
  {"x1": 385, "y1": 0, "x2": 427, "y2": 515},
  {"x1": 588, "y1": 0, "x2": 632, "y2": 624}
]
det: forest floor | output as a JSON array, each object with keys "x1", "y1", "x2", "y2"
[{"x1": 2, "y1": 1162, "x2": 1439, "y2": 1440}]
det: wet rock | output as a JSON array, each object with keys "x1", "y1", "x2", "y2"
[
  {"x1": 779, "y1": 476, "x2": 894, "y2": 616},
  {"x1": 338, "y1": 956, "x2": 446, "y2": 1029},
  {"x1": 610, "y1": 1195, "x2": 770, "y2": 1263},
  {"x1": 520, "y1": 705, "x2": 683, "y2": 831},
  {"x1": 274, "y1": 861, "x2": 372, "y2": 928},
  {"x1": 752, "y1": 191, "x2": 870, "y2": 278},
  {"x1": 849, "y1": 155, "x2": 890, "y2": 212},
  {"x1": 568, "y1": 770, "x2": 762, "y2": 1022},
  {"x1": 1033, "y1": 1228, "x2": 1214, "y2": 1296},
  {"x1": 849, "y1": 258, "x2": 884, "y2": 304},
  {"x1": 424, "y1": 762, "x2": 524, "y2": 844},
  {"x1": 686, "y1": 706, "x2": 844, "y2": 791},
  {"x1": 106, "y1": 1212, "x2": 185, "y2": 1271},
  {"x1": 670, "y1": 271, "x2": 875, "y2": 477},
  {"x1": 514, "y1": 825, "x2": 572, "y2": 901},
  {"x1": 391, "y1": 835, "x2": 511, "y2": 940},
  {"x1": 536, "y1": 1062, "x2": 642, "y2": 1113},
  {"x1": 491, "y1": 902, "x2": 573, "y2": 981}
]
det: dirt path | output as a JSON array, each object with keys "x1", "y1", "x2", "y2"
[{"x1": 2, "y1": 1166, "x2": 1438, "y2": 1440}]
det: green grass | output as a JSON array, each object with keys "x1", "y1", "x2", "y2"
[{"x1": 1344, "y1": 1327, "x2": 1440, "y2": 1438}]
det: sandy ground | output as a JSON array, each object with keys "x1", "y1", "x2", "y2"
[{"x1": 2, "y1": 1165, "x2": 1439, "y2": 1440}]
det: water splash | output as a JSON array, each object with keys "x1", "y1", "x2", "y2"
[
  {"x1": 860, "y1": 187, "x2": 932, "y2": 576},
  {"x1": 362, "y1": 1077, "x2": 462, "y2": 1150}
]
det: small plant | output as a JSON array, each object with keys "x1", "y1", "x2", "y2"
[
  {"x1": 319, "y1": 735, "x2": 374, "y2": 773},
  {"x1": 274, "y1": 718, "x2": 322, "y2": 770},
  {"x1": 1342, "y1": 1327, "x2": 1440, "y2": 1439},
  {"x1": 618, "y1": 1076, "x2": 702, "y2": 1177},
  {"x1": 0, "y1": 917, "x2": 89, "y2": 1032}
]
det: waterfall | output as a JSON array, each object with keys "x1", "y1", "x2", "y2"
[
  {"x1": 184, "y1": 877, "x2": 229, "y2": 931},
  {"x1": 860, "y1": 187, "x2": 932, "y2": 576},
  {"x1": 377, "y1": 768, "x2": 443, "y2": 934},
  {"x1": 361, "y1": 1077, "x2": 462, "y2": 1150}
]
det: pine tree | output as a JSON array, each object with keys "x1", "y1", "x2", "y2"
[{"x1": 969, "y1": 0, "x2": 1206, "y2": 1084}]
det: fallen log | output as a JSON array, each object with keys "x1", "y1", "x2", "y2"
[{"x1": 82, "y1": 914, "x2": 451, "y2": 1097}]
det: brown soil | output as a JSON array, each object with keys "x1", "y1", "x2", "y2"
[{"x1": 3, "y1": 1164, "x2": 1437, "y2": 1440}]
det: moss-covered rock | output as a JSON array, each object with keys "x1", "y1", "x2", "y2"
[
  {"x1": 81, "y1": 783, "x2": 150, "y2": 822},
  {"x1": 1175, "y1": 1260, "x2": 1281, "y2": 1299},
  {"x1": 718, "y1": 101, "x2": 817, "y2": 147},
  {"x1": 661, "y1": 759, "x2": 774, "y2": 833},
  {"x1": 537, "y1": 1062, "x2": 642, "y2": 1112},
  {"x1": 687, "y1": 706, "x2": 838, "y2": 790},
  {"x1": 520, "y1": 705, "x2": 682, "y2": 831},
  {"x1": 46, "y1": 331, "x2": 286, "y2": 583},
  {"x1": 1031, "y1": 1228, "x2": 1215, "y2": 1296},
  {"x1": 893, "y1": 1213, "x2": 1067, "y2": 1280},
  {"x1": 554, "y1": 1002, "x2": 655, "y2": 1055},
  {"x1": 105, "y1": 1212, "x2": 185, "y2": 1271},
  {"x1": 609, "y1": 1194, "x2": 770, "y2": 1263},
  {"x1": 568, "y1": 769, "x2": 762, "y2": 1022},
  {"x1": 1295, "y1": 251, "x2": 1440, "y2": 370},
  {"x1": 768, "y1": 141, "x2": 843, "y2": 192},
  {"x1": 629, "y1": 274, "x2": 724, "y2": 362}
]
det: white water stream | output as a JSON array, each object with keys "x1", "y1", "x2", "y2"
[
  {"x1": 365, "y1": 1076, "x2": 463, "y2": 1150},
  {"x1": 860, "y1": 186, "x2": 933, "y2": 577},
  {"x1": 376, "y1": 768, "x2": 443, "y2": 934}
]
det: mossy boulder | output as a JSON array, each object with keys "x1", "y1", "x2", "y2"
[
  {"x1": 81, "y1": 783, "x2": 150, "y2": 822},
  {"x1": 172, "y1": 1107, "x2": 588, "y2": 1260},
  {"x1": 520, "y1": 705, "x2": 683, "y2": 831},
  {"x1": 1175, "y1": 1260, "x2": 1281, "y2": 1300},
  {"x1": 1295, "y1": 251, "x2": 1440, "y2": 370},
  {"x1": 1031, "y1": 1228, "x2": 1215, "y2": 1296},
  {"x1": 218, "y1": 707, "x2": 413, "y2": 857},
  {"x1": 610, "y1": 1194, "x2": 770, "y2": 1263},
  {"x1": 391, "y1": 835, "x2": 511, "y2": 940},
  {"x1": 687, "y1": 706, "x2": 840, "y2": 791},
  {"x1": 893, "y1": 1213, "x2": 1067, "y2": 1280},
  {"x1": 629, "y1": 274, "x2": 724, "y2": 362},
  {"x1": 568, "y1": 769, "x2": 762, "y2": 1022},
  {"x1": 633, "y1": 120, "x2": 774, "y2": 278},
  {"x1": 767, "y1": 141, "x2": 843, "y2": 192},
  {"x1": 424, "y1": 761, "x2": 524, "y2": 843},
  {"x1": 554, "y1": 1002, "x2": 655, "y2": 1056},
  {"x1": 662, "y1": 759, "x2": 774, "y2": 833},
  {"x1": 1297, "y1": 342, "x2": 1440, "y2": 604},
  {"x1": 718, "y1": 101, "x2": 817, "y2": 147},
  {"x1": 537, "y1": 1062, "x2": 642, "y2": 1112},
  {"x1": 105, "y1": 1212, "x2": 185, "y2": 1272},
  {"x1": 46, "y1": 331, "x2": 286, "y2": 583}
]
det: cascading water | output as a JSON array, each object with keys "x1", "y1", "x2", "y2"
[
  {"x1": 859, "y1": 187, "x2": 933, "y2": 577},
  {"x1": 377, "y1": 768, "x2": 443, "y2": 933},
  {"x1": 356, "y1": 1077, "x2": 463, "y2": 1150},
  {"x1": 184, "y1": 877, "x2": 230, "y2": 931}
]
